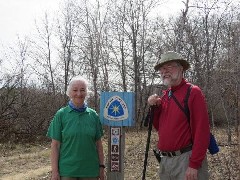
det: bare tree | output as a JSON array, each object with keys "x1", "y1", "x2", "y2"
[
  {"x1": 0, "y1": 74, "x2": 21, "y2": 141},
  {"x1": 107, "y1": 0, "x2": 158, "y2": 123},
  {"x1": 56, "y1": 0, "x2": 83, "y2": 102},
  {"x1": 30, "y1": 13, "x2": 58, "y2": 95},
  {"x1": 71, "y1": 0, "x2": 111, "y2": 110}
]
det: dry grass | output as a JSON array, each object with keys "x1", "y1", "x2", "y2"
[
  {"x1": 0, "y1": 128, "x2": 239, "y2": 180},
  {"x1": 0, "y1": 143, "x2": 51, "y2": 180}
]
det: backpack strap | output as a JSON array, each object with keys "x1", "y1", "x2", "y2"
[
  {"x1": 184, "y1": 84, "x2": 193, "y2": 123},
  {"x1": 171, "y1": 84, "x2": 193, "y2": 123}
]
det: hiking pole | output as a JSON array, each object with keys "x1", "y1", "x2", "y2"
[{"x1": 142, "y1": 106, "x2": 155, "y2": 180}]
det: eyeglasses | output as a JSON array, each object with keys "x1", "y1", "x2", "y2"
[{"x1": 158, "y1": 63, "x2": 180, "y2": 72}]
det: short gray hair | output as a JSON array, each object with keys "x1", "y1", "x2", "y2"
[{"x1": 66, "y1": 76, "x2": 89, "y2": 97}]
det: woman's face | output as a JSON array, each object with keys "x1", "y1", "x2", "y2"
[{"x1": 69, "y1": 80, "x2": 87, "y2": 107}]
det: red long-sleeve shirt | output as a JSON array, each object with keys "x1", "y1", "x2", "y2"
[{"x1": 152, "y1": 79, "x2": 210, "y2": 169}]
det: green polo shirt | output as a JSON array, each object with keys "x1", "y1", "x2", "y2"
[{"x1": 47, "y1": 106, "x2": 103, "y2": 177}]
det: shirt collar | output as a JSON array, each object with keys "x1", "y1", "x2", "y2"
[
  {"x1": 170, "y1": 78, "x2": 187, "y2": 92},
  {"x1": 66, "y1": 105, "x2": 91, "y2": 113}
]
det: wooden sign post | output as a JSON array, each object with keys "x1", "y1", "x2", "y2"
[{"x1": 100, "y1": 92, "x2": 135, "y2": 180}]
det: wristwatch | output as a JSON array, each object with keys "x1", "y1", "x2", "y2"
[{"x1": 99, "y1": 164, "x2": 106, "y2": 168}]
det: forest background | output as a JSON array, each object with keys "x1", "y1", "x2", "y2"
[{"x1": 0, "y1": 0, "x2": 239, "y2": 179}]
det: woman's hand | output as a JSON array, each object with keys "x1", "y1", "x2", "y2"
[
  {"x1": 96, "y1": 139, "x2": 105, "y2": 180},
  {"x1": 99, "y1": 167, "x2": 105, "y2": 180},
  {"x1": 51, "y1": 170, "x2": 60, "y2": 180},
  {"x1": 50, "y1": 140, "x2": 60, "y2": 180}
]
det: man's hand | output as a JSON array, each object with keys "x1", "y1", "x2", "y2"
[
  {"x1": 148, "y1": 94, "x2": 161, "y2": 106},
  {"x1": 185, "y1": 167, "x2": 198, "y2": 180}
]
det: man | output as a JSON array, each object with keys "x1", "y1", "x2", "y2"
[{"x1": 148, "y1": 51, "x2": 210, "y2": 180}]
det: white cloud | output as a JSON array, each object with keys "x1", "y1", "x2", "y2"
[
  {"x1": 0, "y1": 0, "x2": 186, "y2": 46},
  {"x1": 0, "y1": 0, "x2": 61, "y2": 45}
]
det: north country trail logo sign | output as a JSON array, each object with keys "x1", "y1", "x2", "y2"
[
  {"x1": 104, "y1": 95, "x2": 128, "y2": 121},
  {"x1": 100, "y1": 93, "x2": 135, "y2": 179},
  {"x1": 100, "y1": 92, "x2": 135, "y2": 127}
]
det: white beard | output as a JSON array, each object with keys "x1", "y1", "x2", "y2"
[{"x1": 162, "y1": 71, "x2": 182, "y2": 87}]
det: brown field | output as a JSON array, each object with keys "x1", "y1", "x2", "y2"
[{"x1": 0, "y1": 128, "x2": 239, "y2": 180}]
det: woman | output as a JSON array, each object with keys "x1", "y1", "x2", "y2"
[{"x1": 47, "y1": 76, "x2": 105, "y2": 180}]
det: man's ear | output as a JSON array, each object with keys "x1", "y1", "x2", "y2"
[{"x1": 179, "y1": 65, "x2": 184, "y2": 71}]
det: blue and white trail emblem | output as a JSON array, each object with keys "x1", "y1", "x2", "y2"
[{"x1": 104, "y1": 96, "x2": 128, "y2": 121}]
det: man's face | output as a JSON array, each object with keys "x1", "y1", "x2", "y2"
[{"x1": 158, "y1": 61, "x2": 183, "y2": 87}]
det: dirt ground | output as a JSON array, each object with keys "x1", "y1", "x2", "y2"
[{"x1": 0, "y1": 128, "x2": 239, "y2": 180}]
